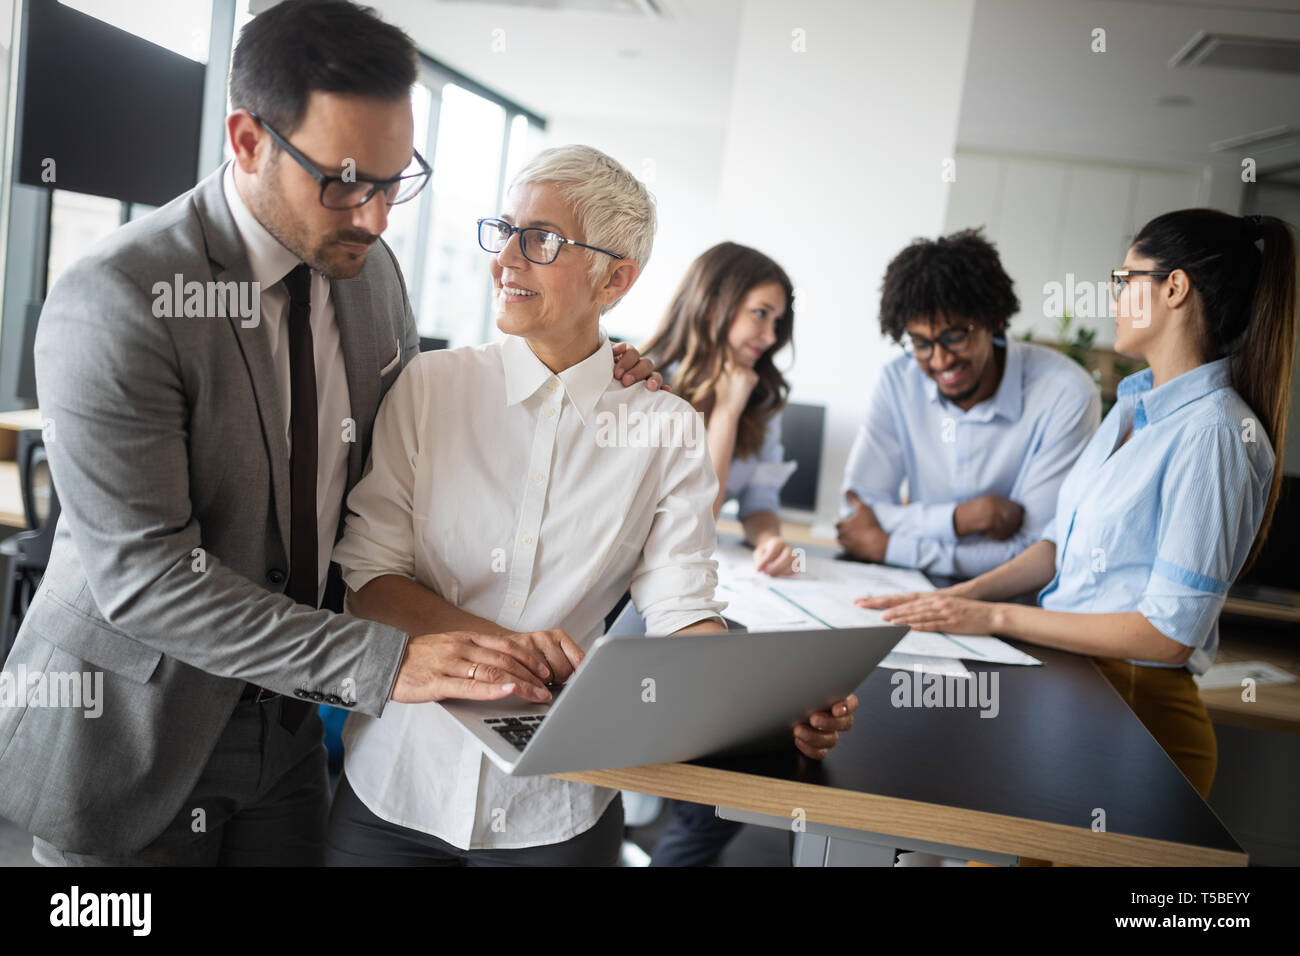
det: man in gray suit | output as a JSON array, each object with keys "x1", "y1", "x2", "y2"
[{"x1": 0, "y1": 0, "x2": 660, "y2": 865}]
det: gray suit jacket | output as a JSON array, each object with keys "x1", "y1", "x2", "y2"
[{"x1": 0, "y1": 164, "x2": 417, "y2": 855}]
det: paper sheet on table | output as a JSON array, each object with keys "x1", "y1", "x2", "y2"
[
  {"x1": 1194, "y1": 660, "x2": 1297, "y2": 691},
  {"x1": 879, "y1": 652, "x2": 971, "y2": 678},
  {"x1": 714, "y1": 543, "x2": 1041, "y2": 666}
]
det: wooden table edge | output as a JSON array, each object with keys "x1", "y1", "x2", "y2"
[{"x1": 550, "y1": 763, "x2": 1247, "y2": 867}]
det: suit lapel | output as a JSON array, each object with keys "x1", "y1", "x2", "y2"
[
  {"x1": 331, "y1": 277, "x2": 380, "y2": 492},
  {"x1": 193, "y1": 164, "x2": 293, "y2": 553}
]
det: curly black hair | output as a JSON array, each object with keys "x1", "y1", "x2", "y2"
[{"x1": 878, "y1": 228, "x2": 1019, "y2": 341}]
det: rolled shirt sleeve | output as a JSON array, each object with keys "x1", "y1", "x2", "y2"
[
  {"x1": 631, "y1": 428, "x2": 729, "y2": 635},
  {"x1": 332, "y1": 358, "x2": 424, "y2": 593},
  {"x1": 1137, "y1": 424, "x2": 1263, "y2": 649}
]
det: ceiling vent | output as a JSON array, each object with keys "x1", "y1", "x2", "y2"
[
  {"x1": 1171, "y1": 31, "x2": 1300, "y2": 74},
  {"x1": 1210, "y1": 125, "x2": 1300, "y2": 152}
]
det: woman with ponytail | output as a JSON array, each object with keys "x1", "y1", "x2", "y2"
[{"x1": 860, "y1": 209, "x2": 1296, "y2": 797}]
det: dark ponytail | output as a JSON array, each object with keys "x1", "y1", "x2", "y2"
[{"x1": 1132, "y1": 209, "x2": 1297, "y2": 572}]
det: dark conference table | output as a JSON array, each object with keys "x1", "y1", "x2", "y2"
[{"x1": 554, "y1": 544, "x2": 1247, "y2": 866}]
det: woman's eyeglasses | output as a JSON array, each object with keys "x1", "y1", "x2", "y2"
[
  {"x1": 903, "y1": 323, "x2": 977, "y2": 359},
  {"x1": 1110, "y1": 269, "x2": 1172, "y2": 301},
  {"x1": 477, "y1": 217, "x2": 624, "y2": 265}
]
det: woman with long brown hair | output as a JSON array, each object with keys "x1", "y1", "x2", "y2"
[
  {"x1": 642, "y1": 241, "x2": 799, "y2": 578},
  {"x1": 640, "y1": 241, "x2": 799, "y2": 866},
  {"x1": 861, "y1": 209, "x2": 1297, "y2": 800}
]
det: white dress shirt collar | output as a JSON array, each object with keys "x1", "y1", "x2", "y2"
[
  {"x1": 502, "y1": 329, "x2": 613, "y2": 426},
  {"x1": 221, "y1": 161, "x2": 304, "y2": 289}
]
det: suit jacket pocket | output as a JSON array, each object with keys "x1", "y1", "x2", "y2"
[
  {"x1": 379, "y1": 343, "x2": 402, "y2": 377},
  {"x1": 23, "y1": 591, "x2": 164, "y2": 684}
]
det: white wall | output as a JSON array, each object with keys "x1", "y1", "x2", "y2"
[
  {"x1": 543, "y1": 115, "x2": 728, "y2": 343},
  {"x1": 713, "y1": 0, "x2": 976, "y2": 525},
  {"x1": 942, "y1": 149, "x2": 1207, "y2": 345}
]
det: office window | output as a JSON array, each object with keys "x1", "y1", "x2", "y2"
[
  {"x1": 412, "y1": 78, "x2": 545, "y2": 347},
  {"x1": 381, "y1": 81, "x2": 433, "y2": 300},
  {"x1": 45, "y1": 191, "x2": 121, "y2": 294}
]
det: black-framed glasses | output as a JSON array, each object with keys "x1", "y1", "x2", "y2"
[
  {"x1": 903, "y1": 323, "x2": 977, "y2": 359},
  {"x1": 476, "y1": 217, "x2": 624, "y2": 265},
  {"x1": 1110, "y1": 269, "x2": 1171, "y2": 301},
  {"x1": 249, "y1": 111, "x2": 431, "y2": 209}
]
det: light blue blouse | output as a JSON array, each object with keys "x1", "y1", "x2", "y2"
[
  {"x1": 662, "y1": 361, "x2": 789, "y2": 519},
  {"x1": 725, "y1": 413, "x2": 787, "y2": 519},
  {"x1": 1038, "y1": 358, "x2": 1274, "y2": 674}
]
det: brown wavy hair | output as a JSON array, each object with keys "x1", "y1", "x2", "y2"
[{"x1": 641, "y1": 242, "x2": 793, "y2": 459}]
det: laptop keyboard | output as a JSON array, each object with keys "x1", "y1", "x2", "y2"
[{"x1": 484, "y1": 715, "x2": 546, "y2": 751}]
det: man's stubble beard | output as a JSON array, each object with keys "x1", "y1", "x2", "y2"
[{"x1": 249, "y1": 170, "x2": 368, "y2": 281}]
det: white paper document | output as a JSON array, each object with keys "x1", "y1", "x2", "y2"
[
  {"x1": 714, "y1": 543, "x2": 1041, "y2": 666},
  {"x1": 1193, "y1": 660, "x2": 1297, "y2": 691}
]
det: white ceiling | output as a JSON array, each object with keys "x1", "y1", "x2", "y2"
[
  {"x1": 376, "y1": 0, "x2": 744, "y2": 127},
  {"x1": 373, "y1": 0, "x2": 1300, "y2": 176},
  {"x1": 955, "y1": 0, "x2": 1300, "y2": 177}
]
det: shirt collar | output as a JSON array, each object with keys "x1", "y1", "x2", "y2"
[
  {"x1": 221, "y1": 161, "x2": 305, "y2": 289},
  {"x1": 920, "y1": 336, "x2": 1021, "y2": 421},
  {"x1": 502, "y1": 329, "x2": 613, "y2": 426},
  {"x1": 1117, "y1": 358, "x2": 1231, "y2": 431}
]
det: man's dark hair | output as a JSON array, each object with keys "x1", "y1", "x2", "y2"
[
  {"x1": 229, "y1": 0, "x2": 417, "y2": 135},
  {"x1": 878, "y1": 227, "x2": 1020, "y2": 341}
]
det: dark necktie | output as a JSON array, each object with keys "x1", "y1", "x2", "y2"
[
  {"x1": 278, "y1": 264, "x2": 318, "y2": 735},
  {"x1": 282, "y1": 264, "x2": 319, "y2": 610}
]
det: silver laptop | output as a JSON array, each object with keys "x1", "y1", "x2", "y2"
[{"x1": 439, "y1": 624, "x2": 907, "y2": 776}]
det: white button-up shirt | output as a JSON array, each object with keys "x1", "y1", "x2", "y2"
[
  {"x1": 331, "y1": 330, "x2": 726, "y2": 850},
  {"x1": 221, "y1": 162, "x2": 351, "y2": 603}
]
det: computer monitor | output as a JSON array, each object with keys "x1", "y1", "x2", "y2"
[{"x1": 779, "y1": 402, "x2": 824, "y2": 515}]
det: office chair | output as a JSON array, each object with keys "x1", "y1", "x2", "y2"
[{"x1": 0, "y1": 429, "x2": 60, "y2": 659}]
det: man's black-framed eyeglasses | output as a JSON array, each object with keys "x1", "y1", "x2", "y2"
[
  {"x1": 249, "y1": 111, "x2": 431, "y2": 209},
  {"x1": 1110, "y1": 269, "x2": 1172, "y2": 301},
  {"x1": 902, "y1": 323, "x2": 977, "y2": 359},
  {"x1": 476, "y1": 217, "x2": 624, "y2": 265}
]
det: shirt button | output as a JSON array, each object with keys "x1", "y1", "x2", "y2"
[
  {"x1": 510, "y1": 598, "x2": 520, "y2": 608},
  {"x1": 545, "y1": 408, "x2": 556, "y2": 418},
  {"x1": 533, "y1": 474, "x2": 543, "y2": 483},
  {"x1": 522, "y1": 535, "x2": 533, "y2": 544}
]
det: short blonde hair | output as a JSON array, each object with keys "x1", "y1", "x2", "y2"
[{"x1": 508, "y1": 144, "x2": 656, "y2": 311}]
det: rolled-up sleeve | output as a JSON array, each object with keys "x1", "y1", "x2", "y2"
[
  {"x1": 631, "y1": 419, "x2": 729, "y2": 635},
  {"x1": 332, "y1": 360, "x2": 425, "y2": 593},
  {"x1": 1138, "y1": 425, "x2": 1259, "y2": 647}
]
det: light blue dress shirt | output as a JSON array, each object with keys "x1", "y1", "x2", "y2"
[
  {"x1": 725, "y1": 413, "x2": 786, "y2": 518},
  {"x1": 1038, "y1": 358, "x2": 1274, "y2": 675},
  {"x1": 842, "y1": 339, "x2": 1100, "y2": 577},
  {"x1": 662, "y1": 361, "x2": 790, "y2": 519}
]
